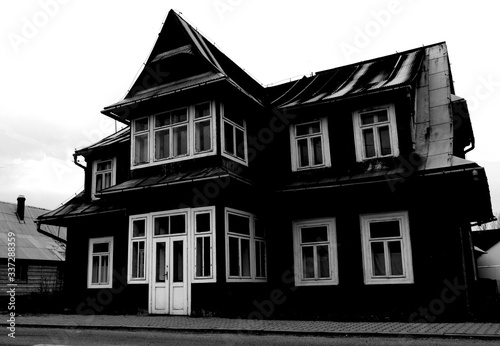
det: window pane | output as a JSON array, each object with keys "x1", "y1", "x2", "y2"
[
  {"x1": 154, "y1": 216, "x2": 169, "y2": 236},
  {"x1": 132, "y1": 241, "x2": 145, "y2": 279},
  {"x1": 155, "y1": 112, "x2": 170, "y2": 127},
  {"x1": 195, "y1": 120, "x2": 211, "y2": 153},
  {"x1": 361, "y1": 113, "x2": 375, "y2": 125},
  {"x1": 229, "y1": 237, "x2": 239, "y2": 276},
  {"x1": 297, "y1": 138, "x2": 309, "y2": 167},
  {"x1": 369, "y1": 220, "x2": 400, "y2": 239},
  {"x1": 93, "y1": 242, "x2": 109, "y2": 253},
  {"x1": 301, "y1": 226, "x2": 328, "y2": 243},
  {"x1": 302, "y1": 246, "x2": 315, "y2": 278},
  {"x1": 173, "y1": 240, "x2": 184, "y2": 282},
  {"x1": 256, "y1": 241, "x2": 266, "y2": 278},
  {"x1": 228, "y1": 213, "x2": 250, "y2": 235},
  {"x1": 311, "y1": 136, "x2": 323, "y2": 165},
  {"x1": 91, "y1": 256, "x2": 99, "y2": 284},
  {"x1": 296, "y1": 122, "x2": 320, "y2": 136},
  {"x1": 170, "y1": 214, "x2": 186, "y2": 234},
  {"x1": 100, "y1": 255, "x2": 109, "y2": 284},
  {"x1": 156, "y1": 242, "x2": 165, "y2": 282},
  {"x1": 139, "y1": 242, "x2": 145, "y2": 278},
  {"x1": 104, "y1": 172, "x2": 112, "y2": 189},
  {"x1": 389, "y1": 241, "x2": 403, "y2": 276},
  {"x1": 96, "y1": 174, "x2": 103, "y2": 192},
  {"x1": 375, "y1": 110, "x2": 388, "y2": 122},
  {"x1": 363, "y1": 129, "x2": 375, "y2": 158},
  {"x1": 173, "y1": 125, "x2": 188, "y2": 156},
  {"x1": 97, "y1": 160, "x2": 112, "y2": 171},
  {"x1": 235, "y1": 128, "x2": 245, "y2": 160},
  {"x1": 203, "y1": 237, "x2": 211, "y2": 277},
  {"x1": 241, "y1": 238, "x2": 251, "y2": 277},
  {"x1": 256, "y1": 241, "x2": 262, "y2": 278},
  {"x1": 371, "y1": 242, "x2": 386, "y2": 276},
  {"x1": 133, "y1": 219, "x2": 146, "y2": 238},
  {"x1": 378, "y1": 126, "x2": 392, "y2": 156},
  {"x1": 224, "y1": 122, "x2": 234, "y2": 155},
  {"x1": 317, "y1": 245, "x2": 330, "y2": 278},
  {"x1": 134, "y1": 134, "x2": 149, "y2": 164},
  {"x1": 172, "y1": 108, "x2": 187, "y2": 123},
  {"x1": 196, "y1": 213, "x2": 211, "y2": 233},
  {"x1": 195, "y1": 103, "x2": 210, "y2": 119},
  {"x1": 196, "y1": 237, "x2": 203, "y2": 277},
  {"x1": 135, "y1": 118, "x2": 148, "y2": 132},
  {"x1": 155, "y1": 129, "x2": 170, "y2": 159}
]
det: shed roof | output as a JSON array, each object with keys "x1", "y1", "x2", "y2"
[{"x1": 0, "y1": 201, "x2": 65, "y2": 261}]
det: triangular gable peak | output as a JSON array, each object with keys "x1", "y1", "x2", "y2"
[{"x1": 102, "y1": 10, "x2": 264, "y2": 123}]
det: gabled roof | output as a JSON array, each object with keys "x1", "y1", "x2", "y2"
[
  {"x1": 0, "y1": 201, "x2": 65, "y2": 261},
  {"x1": 102, "y1": 10, "x2": 264, "y2": 123},
  {"x1": 267, "y1": 45, "x2": 426, "y2": 109}
]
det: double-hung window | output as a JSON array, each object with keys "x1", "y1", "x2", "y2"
[
  {"x1": 353, "y1": 105, "x2": 399, "y2": 161},
  {"x1": 225, "y1": 208, "x2": 266, "y2": 282},
  {"x1": 360, "y1": 211, "x2": 414, "y2": 285},
  {"x1": 293, "y1": 218, "x2": 338, "y2": 286},
  {"x1": 129, "y1": 218, "x2": 147, "y2": 282},
  {"x1": 290, "y1": 118, "x2": 331, "y2": 171},
  {"x1": 132, "y1": 101, "x2": 215, "y2": 167},
  {"x1": 193, "y1": 207, "x2": 216, "y2": 282},
  {"x1": 88, "y1": 237, "x2": 113, "y2": 289},
  {"x1": 222, "y1": 106, "x2": 247, "y2": 164}
]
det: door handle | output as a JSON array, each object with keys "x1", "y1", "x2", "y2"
[{"x1": 165, "y1": 265, "x2": 168, "y2": 281}]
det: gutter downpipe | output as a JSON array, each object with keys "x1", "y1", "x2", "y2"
[{"x1": 73, "y1": 153, "x2": 86, "y2": 170}]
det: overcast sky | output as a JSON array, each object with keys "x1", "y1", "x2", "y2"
[{"x1": 1, "y1": 0, "x2": 499, "y2": 216}]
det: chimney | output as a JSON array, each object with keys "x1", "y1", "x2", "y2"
[{"x1": 17, "y1": 195, "x2": 26, "y2": 221}]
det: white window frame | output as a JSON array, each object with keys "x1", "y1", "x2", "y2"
[
  {"x1": 131, "y1": 101, "x2": 217, "y2": 169},
  {"x1": 128, "y1": 215, "x2": 149, "y2": 284},
  {"x1": 221, "y1": 103, "x2": 248, "y2": 166},
  {"x1": 225, "y1": 208, "x2": 266, "y2": 283},
  {"x1": 289, "y1": 118, "x2": 331, "y2": 171},
  {"x1": 352, "y1": 104, "x2": 399, "y2": 162},
  {"x1": 192, "y1": 206, "x2": 217, "y2": 283},
  {"x1": 360, "y1": 211, "x2": 414, "y2": 285},
  {"x1": 292, "y1": 218, "x2": 338, "y2": 286},
  {"x1": 87, "y1": 237, "x2": 114, "y2": 289},
  {"x1": 91, "y1": 158, "x2": 116, "y2": 199}
]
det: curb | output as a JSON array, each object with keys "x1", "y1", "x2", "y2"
[{"x1": 5, "y1": 323, "x2": 500, "y2": 340}]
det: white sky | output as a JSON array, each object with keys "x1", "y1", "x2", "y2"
[{"x1": 1, "y1": 0, "x2": 499, "y2": 216}]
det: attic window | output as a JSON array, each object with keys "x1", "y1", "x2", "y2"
[
  {"x1": 92, "y1": 158, "x2": 116, "y2": 199},
  {"x1": 353, "y1": 104, "x2": 399, "y2": 161}
]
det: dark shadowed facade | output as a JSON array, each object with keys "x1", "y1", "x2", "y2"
[{"x1": 38, "y1": 10, "x2": 494, "y2": 321}]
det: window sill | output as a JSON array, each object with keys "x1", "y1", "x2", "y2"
[
  {"x1": 87, "y1": 283, "x2": 112, "y2": 289},
  {"x1": 364, "y1": 277, "x2": 414, "y2": 285},
  {"x1": 226, "y1": 278, "x2": 267, "y2": 283}
]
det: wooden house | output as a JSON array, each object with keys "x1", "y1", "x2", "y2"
[
  {"x1": 0, "y1": 196, "x2": 65, "y2": 298},
  {"x1": 38, "y1": 10, "x2": 494, "y2": 321}
]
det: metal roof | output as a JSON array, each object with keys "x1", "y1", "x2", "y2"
[
  {"x1": 97, "y1": 166, "x2": 252, "y2": 196},
  {"x1": 0, "y1": 201, "x2": 65, "y2": 261},
  {"x1": 76, "y1": 126, "x2": 130, "y2": 156},
  {"x1": 37, "y1": 192, "x2": 126, "y2": 224},
  {"x1": 268, "y1": 47, "x2": 425, "y2": 109}
]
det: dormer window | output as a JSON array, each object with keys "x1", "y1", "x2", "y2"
[
  {"x1": 353, "y1": 105, "x2": 399, "y2": 161},
  {"x1": 132, "y1": 101, "x2": 216, "y2": 168},
  {"x1": 92, "y1": 158, "x2": 116, "y2": 198},
  {"x1": 290, "y1": 118, "x2": 331, "y2": 171}
]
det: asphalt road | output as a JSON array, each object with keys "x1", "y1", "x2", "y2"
[{"x1": 3, "y1": 327, "x2": 499, "y2": 346}]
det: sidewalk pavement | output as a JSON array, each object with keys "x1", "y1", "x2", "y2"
[{"x1": 2, "y1": 314, "x2": 500, "y2": 339}]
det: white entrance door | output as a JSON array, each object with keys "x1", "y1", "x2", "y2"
[{"x1": 150, "y1": 236, "x2": 188, "y2": 314}]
